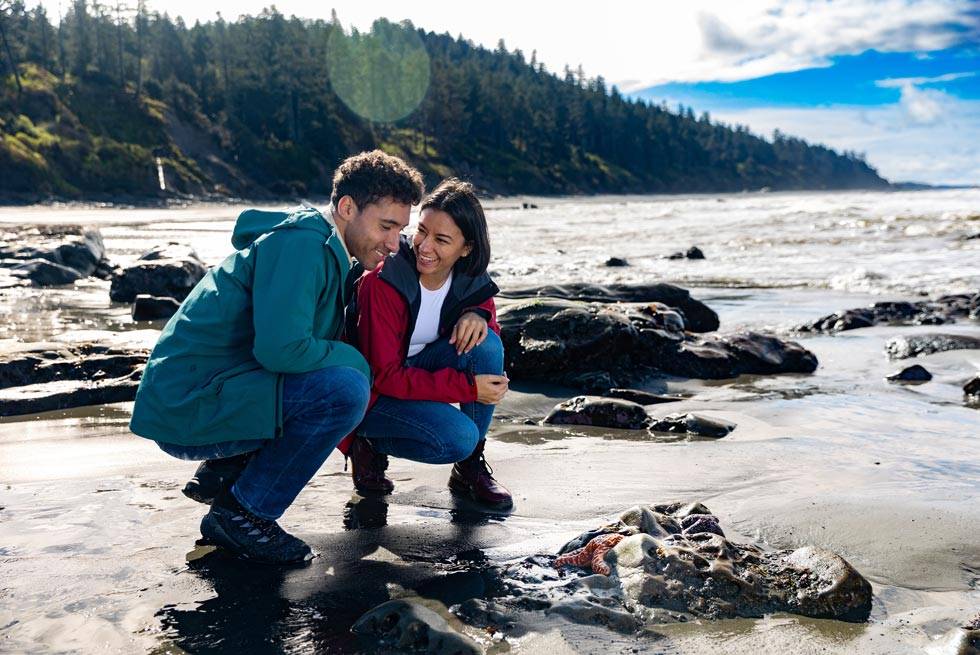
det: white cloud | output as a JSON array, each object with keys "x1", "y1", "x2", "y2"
[
  {"x1": 711, "y1": 97, "x2": 980, "y2": 184},
  {"x1": 875, "y1": 71, "x2": 977, "y2": 88}
]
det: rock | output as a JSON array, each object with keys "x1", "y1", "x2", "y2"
[
  {"x1": 0, "y1": 225, "x2": 109, "y2": 286},
  {"x1": 498, "y1": 299, "x2": 816, "y2": 389},
  {"x1": 647, "y1": 413, "x2": 734, "y2": 438},
  {"x1": 0, "y1": 343, "x2": 147, "y2": 416},
  {"x1": 544, "y1": 396, "x2": 649, "y2": 430},
  {"x1": 798, "y1": 292, "x2": 980, "y2": 333},
  {"x1": 885, "y1": 334, "x2": 980, "y2": 359},
  {"x1": 499, "y1": 282, "x2": 720, "y2": 333},
  {"x1": 666, "y1": 246, "x2": 705, "y2": 260},
  {"x1": 9, "y1": 259, "x2": 84, "y2": 286},
  {"x1": 603, "y1": 388, "x2": 682, "y2": 405},
  {"x1": 109, "y1": 242, "x2": 208, "y2": 303},
  {"x1": 555, "y1": 502, "x2": 872, "y2": 623},
  {"x1": 352, "y1": 599, "x2": 480, "y2": 655},
  {"x1": 964, "y1": 376, "x2": 980, "y2": 397},
  {"x1": 604, "y1": 257, "x2": 629, "y2": 267},
  {"x1": 131, "y1": 294, "x2": 181, "y2": 321},
  {"x1": 885, "y1": 364, "x2": 932, "y2": 382},
  {"x1": 937, "y1": 612, "x2": 980, "y2": 655}
]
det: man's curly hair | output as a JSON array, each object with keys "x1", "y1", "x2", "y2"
[{"x1": 330, "y1": 150, "x2": 424, "y2": 209}]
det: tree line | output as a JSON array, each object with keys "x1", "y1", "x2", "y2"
[{"x1": 0, "y1": 1, "x2": 888, "y2": 199}]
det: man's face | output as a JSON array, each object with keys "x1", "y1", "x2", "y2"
[{"x1": 342, "y1": 197, "x2": 411, "y2": 270}]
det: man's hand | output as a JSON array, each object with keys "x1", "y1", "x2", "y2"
[
  {"x1": 475, "y1": 374, "x2": 508, "y2": 404},
  {"x1": 450, "y1": 311, "x2": 488, "y2": 355}
]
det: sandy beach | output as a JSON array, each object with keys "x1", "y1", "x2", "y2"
[{"x1": 1, "y1": 190, "x2": 978, "y2": 653}]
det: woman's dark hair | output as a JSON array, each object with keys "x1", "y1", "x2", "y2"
[
  {"x1": 331, "y1": 149, "x2": 424, "y2": 209},
  {"x1": 419, "y1": 178, "x2": 491, "y2": 277}
]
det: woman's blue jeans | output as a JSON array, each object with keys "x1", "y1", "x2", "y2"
[
  {"x1": 355, "y1": 330, "x2": 504, "y2": 464},
  {"x1": 158, "y1": 366, "x2": 370, "y2": 520}
]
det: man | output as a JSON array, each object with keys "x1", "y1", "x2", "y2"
[{"x1": 130, "y1": 150, "x2": 424, "y2": 564}]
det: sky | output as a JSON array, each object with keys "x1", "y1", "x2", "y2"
[{"x1": 43, "y1": 0, "x2": 980, "y2": 184}]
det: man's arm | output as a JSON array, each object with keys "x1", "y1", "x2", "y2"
[{"x1": 251, "y1": 231, "x2": 369, "y2": 377}]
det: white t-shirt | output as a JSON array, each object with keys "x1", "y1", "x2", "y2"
[{"x1": 407, "y1": 273, "x2": 453, "y2": 357}]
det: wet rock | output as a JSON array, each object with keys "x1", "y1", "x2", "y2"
[
  {"x1": 109, "y1": 242, "x2": 208, "y2": 303},
  {"x1": 604, "y1": 257, "x2": 629, "y2": 267},
  {"x1": 499, "y1": 282, "x2": 720, "y2": 333},
  {"x1": 557, "y1": 502, "x2": 872, "y2": 623},
  {"x1": 498, "y1": 299, "x2": 816, "y2": 390},
  {"x1": 964, "y1": 376, "x2": 980, "y2": 398},
  {"x1": 0, "y1": 343, "x2": 147, "y2": 416},
  {"x1": 647, "y1": 413, "x2": 734, "y2": 438},
  {"x1": 885, "y1": 334, "x2": 980, "y2": 359},
  {"x1": 603, "y1": 388, "x2": 682, "y2": 405},
  {"x1": 351, "y1": 599, "x2": 480, "y2": 655},
  {"x1": 0, "y1": 225, "x2": 110, "y2": 286},
  {"x1": 886, "y1": 364, "x2": 932, "y2": 382},
  {"x1": 798, "y1": 292, "x2": 980, "y2": 333},
  {"x1": 667, "y1": 246, "x2": 705, "y2": 260},
  {"x1": 131, "y1": 294, "x2": 181, "y2": 321},
  {"x1": 943, "y1": 613, "x2": 980, "y2": 655},
  {"x1": 546, "y1": 597, "x2": 641, "y2": 634},
  {"x1": 544, "y1": 396, "x2": 649, "y2": 430}
]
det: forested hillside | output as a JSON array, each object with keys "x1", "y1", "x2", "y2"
[{"x1": 0, "y1": 2, "x2": 889, "y2": 201}]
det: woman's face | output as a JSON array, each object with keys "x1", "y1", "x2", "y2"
[{"x1": 413, "y1": 208, "x2": 472, "y2": 280}]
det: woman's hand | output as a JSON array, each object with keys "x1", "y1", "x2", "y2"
[
  {"x1": 451, "y1": 311, "x2": 488, "y2": 355},
  {"x1": 475, "y1": 374, "x2": 509, "y2": 404}
]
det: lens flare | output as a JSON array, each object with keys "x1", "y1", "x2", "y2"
[{"x1": 327, "y1": 19, "x2": 431, "y2": 124}]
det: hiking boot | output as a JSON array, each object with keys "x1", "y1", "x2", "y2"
[
  {"x1": 349, "y1": 437, "x2": 394, "y2": 495},
  {"x1": 181, "y1": 453, "x2": 251, "y2": 505},
  {"x1": 448, "y1": 440, "x2": 513, "y2": 510},
  {"x1": 199, "y1": 490, "x2": 313, "y2": 565}
]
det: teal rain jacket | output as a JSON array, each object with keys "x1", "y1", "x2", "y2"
[{"x1": 129, "y1": 207, "x2": 370, "y2": 447}]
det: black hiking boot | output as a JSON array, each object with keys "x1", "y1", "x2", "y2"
[
  {"x1": 181, "y1": 453, "x2": 251, "y2": 505},
  {"x1": 199, "y1": 489, "x2": 313, "y2": 565}
]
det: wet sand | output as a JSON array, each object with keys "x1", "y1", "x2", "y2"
[
  {"x1": 2, "y1": 330, "x2": 977, "y2": 653},
  {"x1": 1, "y1": 193, "x2": 978, "y2": 652}
]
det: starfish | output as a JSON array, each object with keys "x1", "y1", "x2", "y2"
[{"x1": 554, "y1": 533, "x2": 625, "y2": 575}]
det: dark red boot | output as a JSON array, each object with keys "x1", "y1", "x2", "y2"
[
  {"x1": 448, "y1": 440, "x2": 513, "y2": 510},
  {"x1": 349, "y1": 437, "x2": 394, "y2": 495}
]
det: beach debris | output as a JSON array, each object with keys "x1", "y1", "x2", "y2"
[
  {"x1": 602, "y1": 388, "x2": 683, "y2": 405},
  {"x1": 352, "y1": 599, "x2": 480, "y2": 655},
  {"x1": 110, "y1": 242, "x2": 207, "y2": 303},
  {"x1": 604, "y1": 257, "x2": 629, "y2": 267},
  {"x1": 131, "y1": 294, "x2": 181, "y2": 321},
  {"x1": 554, "y1": 533, "x2": 625, "y2": 575},
  {"x1": 497, "y1": 297, "x2": 816, "y2": 390},
  {"x1": 797, "y1": 292, "x2": 979, "y2": 333},
  {"x1": 937, "y1": 612, "x2": 980, "y2": 655},
  {"x1": 547, "y1": 502, "x2": 872, "y2": 623},
  {"x1": 886, "y1": 364, "x2": 933, "y2": 382},
  {"x1": 0, "y1": 225, "x2": 113, "y2": 287},
  {"x1": 647, "y1": 413, "x2": 734, "y2": 438},
  {"x1": 0, "y1": 342, "x2": 146, "y2": 416},
  {"x1": 544, "y1": 396, "x2": 649, "y2": 430},
  {"x1": 667, "y1": 246, "x2": 705, "y2": 260},
  {"x1": 885, "y1": 334, "x2": 980, "y2": 359}
]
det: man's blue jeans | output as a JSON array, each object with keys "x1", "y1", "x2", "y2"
[
  {"x1": 158, "y1": 366, "x2": 370, "y2": 520},
  {"x1": 355, "y1": 330, "x2": 504, "y2": 464}
]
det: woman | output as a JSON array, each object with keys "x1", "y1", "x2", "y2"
[{"x1": 348, "y1": 178, "x2": 512, "y2": 509}]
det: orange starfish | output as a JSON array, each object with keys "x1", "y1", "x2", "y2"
[{"x1": 553, "y1": 533, "x2": 625, "y2": 575}]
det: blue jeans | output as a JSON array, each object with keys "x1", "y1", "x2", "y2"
[
  {"x1": 158, "y1": 366, "x2": 370, "y2": 520},
  {"x1": 356, "y1": 330, "x2": 504, "y2": 464}
]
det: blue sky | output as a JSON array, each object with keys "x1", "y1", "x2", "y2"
[{"x1": 633, "y1": 44, "x2": 980, "y2": 184}]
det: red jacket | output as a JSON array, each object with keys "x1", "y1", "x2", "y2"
[{"x1": 338, "y1": 240, "x2": 500, "y2": 453}]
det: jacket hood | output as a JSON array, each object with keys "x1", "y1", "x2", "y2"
[{"x1": 231, "y1": 207, "x2": 334, "y2": 250}]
